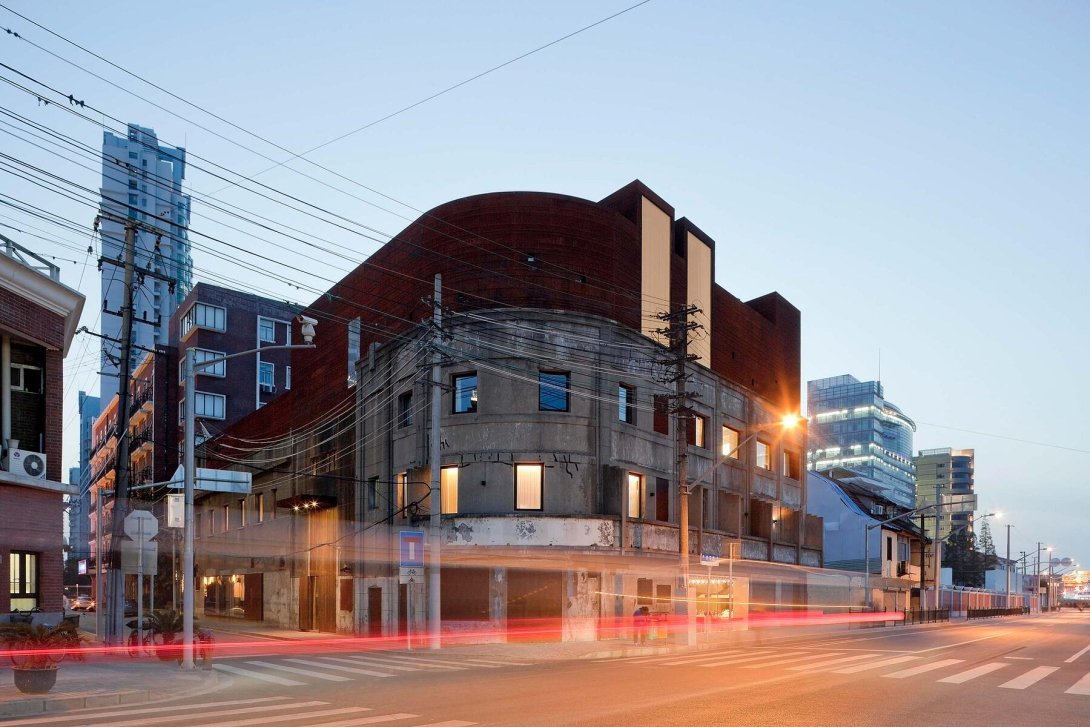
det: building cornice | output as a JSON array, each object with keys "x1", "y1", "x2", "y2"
[{"x1": 0, "y1": 254, "x2": 86, "y2": 355}]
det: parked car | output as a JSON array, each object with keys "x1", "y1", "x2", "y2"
[
  {"x1": 124, "y1": 599, "x2": 137, "y2": 617},
  {"x1": 70, "y1": 596, "x2": 95, "y2": 612}
]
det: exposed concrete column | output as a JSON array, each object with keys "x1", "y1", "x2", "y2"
[
  {"x1": 490, "y1": 567, "x2": 507, "y2": 638},
  {"x1": 1, "y1": 333, "x2": 10, "y2": 446}
]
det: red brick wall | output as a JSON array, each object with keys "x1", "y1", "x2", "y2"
[
  {"x1": 0, "y1": 485, "x2": 65, "y2": 612},
  {"x1": 0, "y1": 287, "x2": 65, "y2": 351}
]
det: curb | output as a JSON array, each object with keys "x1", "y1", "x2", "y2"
[{"x1": 0, "y1": 669, "x2": 219, "y2": 720}]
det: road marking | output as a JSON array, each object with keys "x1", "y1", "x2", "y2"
[
  {"x1": 384, "y1": 654, "x2": 500, "y2": 668},
  {"x1": 833, "y1": 655, "x2": 921, "y2": 674},
  {"x1": 0, "y1": 698, "x2": 293, "y2": 726},
  {"x1": 58, "y1": 702, "x2": 334, "y2": 727},
  {"x1": 1004, "y1": 656, "x2": 1033, "y2": 660},
  {"x1": 245, "y1": 660, "x2": 353, "y2": 681},
  {"x1": 1064, "y1": 672, "x2": 1090, "y2": 695},
  {"x1": 662, "y1": 651, "x2": 772, "y2": 666},
  {"x1": 742, "y1": 653, "x2": 843, "y2": 669},
  {"x1": 914, "y1": 632, "x2": 1011, "y2": 653},
  {"x1": 883, "y1": 659, "x2": 965, "y2": 679},
  {"x1": 789, "y1": 654, "x2": 880, "y2": 672},
  {"x1": 293, "y1": 715, "x2": 418, "y2": 727},
  {"x1": 700, "y1": 652, "x2": 803, "y2": 668},
  {"x1": 937, "y1": 662, "x2": 1009, "y2": 684},
  {"x1": 414, "y1": 722, "x2": 478, "y2": 727},
  {"x1": 998, "y1": 666, "x2": 1059, "y2": 690},
  {"x1": 358, "y1": 655, "x2": 466, "y2": 670},
  {"x1": 212, "y1": 663, "x2": 305, "y2": 686},
  {"x1": 186, "y1": 707, "x2": 372, "y2": 727},
  {"x1": 459, "y1": 658, "x2": 530, "y2": 666},
  {"x1": 285, "y1": 658, "x2": 396, "y2": 677},
  {"x1": 1065, "y1": 644, "x2": 1090, "y2": 663},
  {"x1": 330, "y1": 656, "x2": 423, "y2": 671}
]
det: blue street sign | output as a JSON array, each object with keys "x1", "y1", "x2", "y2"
[{"x1": 400, "y1": 530, "x2": 425, "y2": 568}]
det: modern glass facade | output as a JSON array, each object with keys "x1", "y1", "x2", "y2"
[
  {"x1": 806, "y1": 375, "x2": 917, "y2": 508},
  {"x1": 915, "y1": 447, "x2": 976, "y2": 540}
]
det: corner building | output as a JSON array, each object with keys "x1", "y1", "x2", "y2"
[{"x1": 212, "y1": 181, "x2": 818, "y2": 639}]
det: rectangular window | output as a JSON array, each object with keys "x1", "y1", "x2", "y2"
[
  {"x1": 129, "y1": 194, "x2": 138, "y2": 205},
  {"x1": 886, "y1": 535, "x2": 893, "y2": 562},
  {"x1": 538, "y1": 371, "x2": 570, "y2": 412},
  {"x1": 453, "y1": 373, "x2": 478, "y2": 414},
  {"x1": 271, "y1": 488, "x2": 277, "y2": 520},
  {"x1": 756, "y1": 440, "x2": 772, "y2": 471},
  {"x1": 688, "y1": 414, "x2": 707, "y2": 448},
  {"x1": 655, "y1": 477, "x2": 670, "y2": 522},
  {"x1": 256, "y1": 492, "x2": 265, "y2": 523},
  {"x1": 239, "y1": 499, "x2": 247, "y2": 528},
  {"x1": 397, "y1": 391, "x2": 413, "y2": 428},
  {"x1": 722, "y1": 425, "x2": 740, "y2": 458},
  {"x1": 128, "y1": 152, "x2": 137, "y2": 159},
  {"x1": 285, "y1": 366, "x2": 291, "y2": 390},
  {"x1": 618, "y1": 384, "x2": 636, "y2": 424},
  {"x1": 8, "y1": 551, "x2": 39, "y2": 611},
  {"x1": 441, "y1": 466, "x2": 459, "y2": 514},
  {"x1": 653, "y1": 395, "x2": 669, "y2": 435},
  {"x1": 259, "y1": 361, "x2": 275, "y2": 392},
  {"x1": 208, "y1": 509, "x2": 216, "y2": 536},
  {"x1": 10, "y1": 364, "x2": 43, "y2": 394},
  {"x1": 128, "y1": 179, "x2": 137, "y2": 188},
  {"x1": 627, "y1": 473, "x2": 643, "y2": 519},
  {"x1": 347, "y1": 317, "x2": 361, "y2": 386},
  {"x1": 222, "y1": 504, "x2": 230, "y2": 533},
  {"x1": 194, "y1": 392, "x2": 226, "y2": 420},
  {"x1": 195, "y1": 512, "x2": 202, "y2": 537},
  {"x1": 186, "y1": 348, "x2": 226, "y2": 378},
  {"x1": 396, "y1": 472, "x2": 407, "y2": 516},
  {"x1": 367, "y1": 477, "x2": 377, "y2": 511},
  {"x1": 181, "y1": 302, "x2": 226, "y2": 336},
  {"x1": 783, "y1": 450, "x2": 801, "y2": 480},
  {"x1": 258, "y1": 317, "x2": 276, "y2": 343},
  {"x1": 514, "y1": 463, "x2": 543, "y2": 511}
]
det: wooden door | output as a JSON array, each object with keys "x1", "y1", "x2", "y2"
[
  {"x1": 368, "y1": 587, "x2": 383, "y2": 637},
  {"x1": 243, "y1": 573, "x2": 263, "y2": 621}
]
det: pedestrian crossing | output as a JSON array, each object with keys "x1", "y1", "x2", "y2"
[
  {"x1": 0, "y1": 696, "x2": 478, "y2": 727},
  {"x1": 596, "y1": 646, "x2": 1090, "y2": 696},
  {"x1": 213, "y1": 651, "x2": 533, "y2": 688}
]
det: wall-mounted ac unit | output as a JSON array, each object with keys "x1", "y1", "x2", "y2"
[
  {"x1": 260, "y1": 384, "x2": 276, "y2": 394},
  {"x1": 2, "y1": 449, "x2": 47, "y2": 479}
]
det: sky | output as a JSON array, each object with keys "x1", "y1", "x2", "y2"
[{"x1": 3, "y1": 0, "x2": 1086, "y2": 568}]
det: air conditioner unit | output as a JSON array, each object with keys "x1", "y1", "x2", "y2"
[
  {"x1": 2, "y1": 449, "x2": 47, "y2": 479},
  {"x1": 260, "y1": 383, "x2": 276, "y2": 394}
]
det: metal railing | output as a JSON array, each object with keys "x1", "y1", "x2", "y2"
[
  {"x1": 902, "y1": 609, "x2": 950, "y2": 625},
  {"x1": 967, "y1": 607, "x2": 1029, "y2": 620}
]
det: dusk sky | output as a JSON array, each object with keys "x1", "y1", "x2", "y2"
[{"x1": 5, "y1": 0, "x2": 1086, "y2": 566}]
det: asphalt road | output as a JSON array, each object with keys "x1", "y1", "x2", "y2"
[{"x1": 26, "y1": 611, "x2": 1090, "y2": 726}]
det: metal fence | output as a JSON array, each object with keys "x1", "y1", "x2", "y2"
[
  {"x1": 967, "y1": 607, "x2": 1031, "y2": 620},
  {"x1": 902, "y1": 609, "x2": 950, "y2": 625}
]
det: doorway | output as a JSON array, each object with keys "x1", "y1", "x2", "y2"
[{"x1": 368, "y1": 587, "x2": 382, "y2": 637}]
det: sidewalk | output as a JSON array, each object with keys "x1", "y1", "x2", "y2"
[{"x1": 0, "y1": 660, "x2": 219, "y2": 719}]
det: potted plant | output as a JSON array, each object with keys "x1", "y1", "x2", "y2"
[
  {"x1": 0, "y1": 621, "x2": 86, "y2": 694},
  {"x1": 144, "y1": 609, "x2": 186, "y2": 661}
]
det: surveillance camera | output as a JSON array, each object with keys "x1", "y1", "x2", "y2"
[{"x1": 297, "y1": 315, "x2": 318, "y2": 345}]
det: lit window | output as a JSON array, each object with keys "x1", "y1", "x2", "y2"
[
  {"x1": 258, "y1": 317, "x2": 276, "y2": 343},
  {"x1": 396, "y1": 472, "x2": 408, "y2": 516},
  {"x1": 453, "y1": 374, "x2": 477, "y2": 414},
  {"x1": 256, "y1": 493, "x2": 265, "y2": 523},
  {"x1": 628, "y1": 473, "x2": 643, "y2": 519},
  {"x1": 441, "y1": 466, "x2": 459, "y2": 514},
  {"x1": 222, "y1": 504, "x2": 230, "y2": 533},
  {"x1": 239, "y1": 499, "x2": 247, "y2": 528},
  {"x1": 538, "y1": 371, "x2": 569, "y2": 412},
  {"x1": 8, "y1": 551, "x2": 39, "y2": 611},
  {"x1": 397, "y1": 391, "x2": 413, "y2": 428},
  {"x1": 756, "y1": 441, "x2": 772, "y2": 471},
  {"x1": 619, "y1": 384, "x2": 636, "y2": 424},
  {"x1": 690, "y1": 414, "x2": 707, "y2": 449},
  {"x1": 722, "y1": 425, "x2": 740, "y2": 458},
  {"x1": 515, "y1": 464, "x2": 543, "y2": 511},
  {"x1": 259, "y1": 361, "x2": 274, "y2": 392}
]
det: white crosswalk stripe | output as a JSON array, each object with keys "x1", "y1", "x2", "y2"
[
  {"x1": 285, "y1": 658, "x2": 397, "y2": 677},
  {"x1": 213, "y1": 663, "x2": 305, "y2": 686},
  {"x1": 742, "y1": 652, "x2": 843, "y2": 669},
  {"x1": 246, "y1": 660, "x2": 354, "y2": 681},
  {"x1": 787, "y1": 654, "x2": 880, "y2": 672},
  {"x1": 883, "y1": 658, "x2": 964, "y2": 679},
  {"x1": 657, "y1": 651, "x2": 756, "y2": 666},
  {"x1": 937, "y1": 662, "x2": 1009, "y2": 684},
  {"x1": 331, "y1": 656, "x2": 425, "y2": 671},
  {"x1": 702, "y1": 652, "x2": 807, "y2": 668},
  {"x1": 1065, "y1": 671, "x2": 1090, "y2": 695},
  {"x1": 999, "y1": 666, "x2": 1059, "y2": 690},
  {"x1": 0, "y1": 694, "x2": 480, "y2": 727},
  {"x1": 833, "y1": 655, "x2": 921, "y2": 674}
]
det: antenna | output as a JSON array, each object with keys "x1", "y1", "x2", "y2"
[{"x1": 878, "y1": 348, "x2": 882, "y2": 385}]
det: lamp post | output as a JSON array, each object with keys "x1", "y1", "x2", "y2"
[
  {"x1": 179, "y1": 315, "x2": 316, "y2": 670},
  {"x1": 680, "y1": 414, "x2": 799, "y2": 644}
]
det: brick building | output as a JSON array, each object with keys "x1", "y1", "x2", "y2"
[
  {"x1": 205, "y1": 181, "x2": 817, "y2": 638},
  {"x1": 0, "y1": 237, "x2": 85, "y2": 614}
]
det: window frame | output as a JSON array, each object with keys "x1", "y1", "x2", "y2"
[
  {"x1": 259, "y1": 360, "x2": 275, "y2": 392},
  {"x1": 618, "y1": 383, "x2": 636, "y2": 425},
  {"x1": 8, "y1": 551, "x2": 39, "y2": 610},
  {"x1": 193, "y1": 391, "x2": 226, "y2": 420},
  {"x1": 256, "y1": 492, "x2": 265, "y2": 523},
  {"x1": 722, "y1": 425, "x2": 741, "y2": 459},
  {"x1": 285, "y1": 366, "x2": 291, "y2": 391},
  {"x1": 514, "y1": 463, "x2": 544, "y2": 511},
  {"x1": 783, "y1": 450, "x2": 801, "y2": 480},
  {"x1": 179, "y1": 348, "x2": 226, "y2": 382},
  {"x1": 627, "y1": 473, "x2": 643, "y2": 519},
  {"x1": 452, "y1": 373, "x2": 478, "y2": 414},
  {"x1": 257, "y1": 317, "x2": 276, "y2": 344},
  {"x1": 756, "y1": 440, "x2": 773, "y2": 471},
  {"x1": 691, "y1": 414, "x2": 707, "y2": 449},
  {"x1": 538, "y1": 371, "x2": 570, "y2": 412},
  {"x1": 10, "y1": 364, "x2": 43, "y2": 394},
  {"x1": 397, "y1": 391, "x2": 414, "y2": 428},
  {"x1": 396, "y1": 472, "x2": 408, "y2": 516},
  {"x1": 180, "y1": 302, "x2": 227, "y2": 337},
  {"x1": 440, "y1": 465, "x2": 459, "y2": 514}
]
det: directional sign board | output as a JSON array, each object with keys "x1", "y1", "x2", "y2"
[
  {"x1": 77, "y1": 559, "x2": 87, "y2": 575},
  {"x1": 400, "y1": 530, "x2": 425, "y2": 568},
  {"x1": 124, "y1": 510, "x2": 158, "y2": 541},
  {"x1": 166, "y1": 466, "x2": 252, "y2": 494},
  {"x1": 121, "y1": 540, "x2": 158, "y2": 575},
  {"x1": 700, "y1": 553, "x2": 722, "y2": 566}
]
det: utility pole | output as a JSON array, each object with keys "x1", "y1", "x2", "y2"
[
  {"x1": 1005, "y1": 523, "x2": 1012, "y2": 609},
  {"x1": 655, "y1": 305, "x2": 701, "y2": 646},
  {"x1": 933, "y1": 486, "x2": 942, "y2": 610},
  {"x1": 105, "y1": 220, "x2": 137, "y2": 646},
  {"x1": 181, "y1": 347, "x2": 196, "y2": 668},
  {"x1": 1036, "y1": 542, "x2": 1042, "y2": 613},
  {"x1": 428, "y1": 274, "x2": 442, "y2": 649}
]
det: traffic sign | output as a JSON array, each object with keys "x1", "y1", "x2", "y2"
[
  {"x1": 400, "y1": 530, "x2": 425, "y2": 568},
  {"x1": 77, "y1": 559, "x2": 87, "y2": 575},
  {"x1": 700, "y1": 553, "x2": 722, "y2": 566},
  {"x1": 166, "y1": 494, "x2": 184, "y2": 528},
  {"x1": 121, "y1": 540, "x2": 158, "y2": 574},
  {"x1": 124, "y1": 510, "x2": 158, "y2": 541},
  {"x1": 399, "y1": 566, "x2": 422, "y2": 584}
]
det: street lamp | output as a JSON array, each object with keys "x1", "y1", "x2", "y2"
[
  {"x1": 180, "y1": 315, "x2": 316, "y2": 670},
  {"x1": 679, "y1": 414, "x2": 800, "y2": 644}
]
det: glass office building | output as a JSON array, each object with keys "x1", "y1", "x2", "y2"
[{"x1": 806, "y1": 375, "x2": 917, "y2": 508}]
